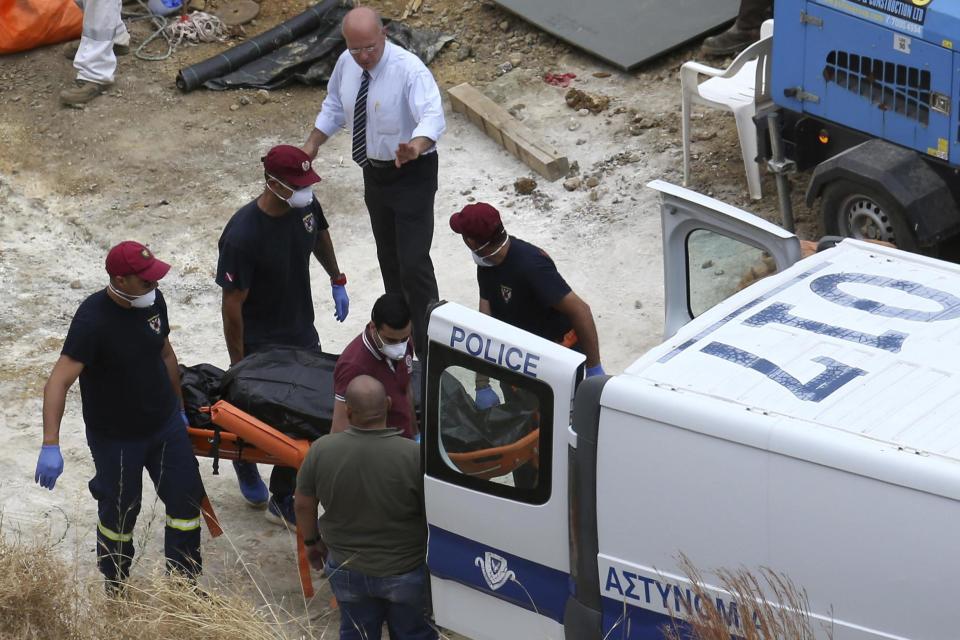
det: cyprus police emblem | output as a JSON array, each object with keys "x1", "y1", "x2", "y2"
[
  {"x1": 147, "y1": 314, "x2": 162, "y2": 335},
  {"x1": 475, "y1": 551, "x2": 515, "y2": 591}
]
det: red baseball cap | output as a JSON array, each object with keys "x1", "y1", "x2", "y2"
[
  {"x1": 449, "y1": 202, "x2": 504, "y2": 243},
  {"x1": 262, "y1": 144, "x2": 321, "y2": 188},
  {"x1": 105, "y1": 241, "x2": 170, "y2": 281}
]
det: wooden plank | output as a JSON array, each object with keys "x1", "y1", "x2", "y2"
[{"x1": 448, "y1": 82, "x2": 569, "y2": 181}]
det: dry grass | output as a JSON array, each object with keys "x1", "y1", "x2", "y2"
[
  {"x1": 0, "y1": 533, "x2": 83, "y2": 639},
  {"x1": 662, "y1": 554, "x2": 833, "y2": 640},
  {"x1": 0, "y1": 533, "x2": 333, "y2": 640}
]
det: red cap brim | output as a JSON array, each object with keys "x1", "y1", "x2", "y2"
[
  {"x1": 138, "y1": 258, "x2": 171, "y2": 282},
  {"x1": 286, "y1": 169, "x2": 322, "y2": 188}
]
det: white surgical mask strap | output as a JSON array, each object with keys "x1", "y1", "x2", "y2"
[
  {"x1": 109, "y1": 282, "x2": 135, "y2": 301},
  {"x1": 474, "y1": 235, "x2": 508, "y2": 261},
  {"x1": 267, "y1": 174, "x2": 294, "y2": 193}
]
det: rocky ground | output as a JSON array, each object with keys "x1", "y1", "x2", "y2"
[{"x1": 0, "y1": 0, "x2": 821, "y2": 634}]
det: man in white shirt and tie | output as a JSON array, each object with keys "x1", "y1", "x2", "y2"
[{"x1": 302, "y1": 6, "x2": 446, "y2": 359}]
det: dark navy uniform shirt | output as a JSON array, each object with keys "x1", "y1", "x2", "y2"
[
  {"x1": 216, "y1": 198, "x2": 329, "y2": 353},
  {"x1": 62, "y1": 289, "x2": 178, "y2": 438},
  {"x1": 477, "y1": 236, "x2": 573, "y2": 343}
]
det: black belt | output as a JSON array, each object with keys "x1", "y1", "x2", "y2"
[
  {"x1": 365, "y1": 152, "x2": 436, "y2": 170},
  {"x1": 366, "y1": 158, "x2": 396, "y2": 169}
]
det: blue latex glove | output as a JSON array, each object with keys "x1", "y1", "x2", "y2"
[
  {"x1": 475, "y1": 386, "x2": 501, "y2": 410},
  {"x1": 35, "y1": 444, "x2": 64, "y2": 490},
  {"x1": 413, "y1": 433, "x2": 422, "y2": 444},
  {"x1": 586, "y1": 364, "x2": 606, "y2": 378},
  {"x1": 332, "y1": 285, "x2": 349, "y2": 322},
  {"x1": 180, "y1": 409, "x2": 189, "y2": 426}
]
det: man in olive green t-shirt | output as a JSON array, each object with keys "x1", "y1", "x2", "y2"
[{"x1": 294, "y1": 375, "x2": 435, "y2": 640}]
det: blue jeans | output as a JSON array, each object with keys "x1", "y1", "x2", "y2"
[{"x1": 325, "y1": 558, "x2": 437, "y2": 640}]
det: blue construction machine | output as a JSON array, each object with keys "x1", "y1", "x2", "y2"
[{"x1": 764, "y1": 0, "x2": 960, "y2": 253}]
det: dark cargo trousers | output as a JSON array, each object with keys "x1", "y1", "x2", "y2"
[{"x1": 87, "y1": 410, "x2": 203, "y2": 583}]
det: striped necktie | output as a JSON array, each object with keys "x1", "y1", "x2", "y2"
[{"x1": 352, "y1": 70, "x2": 371, "y2": 168}]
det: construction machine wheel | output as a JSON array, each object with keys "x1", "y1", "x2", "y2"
[{"x1": 820, "y1": 182, "x2": 919, "y2": 253}]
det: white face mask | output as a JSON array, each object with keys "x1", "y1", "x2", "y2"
[
  {"x1": 268, "y1": 176, "x2": 314, "y2": 209},
  {"x1": 110, "y1": 283, "x2": 157, "y2": 308},
  {"x1": 286, "y1": 186, "x2": 314, "y2": 208},
  {"x1": 472, "y1": 252, "x2": 495, "y2": 267},
  {"x1": 471, "y1": 236, "x2": 508, "y2": 268},
  {"x1": 376, "y1": 329, "x2": 408, "y2": 360}
]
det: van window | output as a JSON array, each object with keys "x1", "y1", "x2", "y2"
[
  {"x1": 687, "y1": 228, "x2": 769, "y2": 317},
  {"x1": 425, "y1": 343, "x2": 553, "y2": 505}
]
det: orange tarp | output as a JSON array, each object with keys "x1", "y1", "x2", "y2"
[{"x1": 0, "y1": 0, "x2": 83, "y2": 55}]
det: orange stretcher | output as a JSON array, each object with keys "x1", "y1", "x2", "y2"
[
  {"x1": 447, "y1": 428, "x2": 540, "y2": 480},
  {"x1": 188, "y1": 400, "x2": 316, "y2": 597}
]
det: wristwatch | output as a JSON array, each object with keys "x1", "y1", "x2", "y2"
[
  {"x1": 330, "y1": 273, "x2": 347, "y2": 286},
  {"x1": 304, "y1": 536, "x2": 321, "y2": 547}
]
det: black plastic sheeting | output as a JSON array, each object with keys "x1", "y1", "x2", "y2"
[
  {"x1": 438, "y1": 372, "x2": 538, "y2": 454},
  {"x1": 212, "y1": 346, "x2": 423, "y2": 441},
  {"x1": 180, "y1": 362, "x2": 225, "y2": 428},
  {"x1": 177, "y1": 0, "x2": 451, "y2": 92}
]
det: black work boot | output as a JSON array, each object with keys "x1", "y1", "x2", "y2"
[{"x1": 701, "y1": 25, "x2": 761, "y2": 56}]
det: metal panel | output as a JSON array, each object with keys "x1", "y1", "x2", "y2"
[
  {"x1": 492, "y1": 0, "x2": 739, "y2": 71},
  {"x1": 799, "y1": 3, "x2": 954, "y2": 159}
]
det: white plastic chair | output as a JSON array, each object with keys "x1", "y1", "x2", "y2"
[{"x1": 681, "y1": 20, "x2": 774, "y2": 200}]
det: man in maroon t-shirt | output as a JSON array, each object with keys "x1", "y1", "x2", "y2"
[{"x1": 332, "y1": 293, "x2": 419, "y2": 439}]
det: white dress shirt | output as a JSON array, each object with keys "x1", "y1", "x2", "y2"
[{"x1": 314, "y1": 41, "x2": 446, "y2": 162}]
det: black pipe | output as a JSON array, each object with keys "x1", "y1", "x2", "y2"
[{"x1": 176, "y1": 0, "x2": 349, "y2": 92}]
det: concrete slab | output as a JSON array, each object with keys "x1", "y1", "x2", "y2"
[{"x1": 493, "y1": 0, "x2": 740, "y2": 70}]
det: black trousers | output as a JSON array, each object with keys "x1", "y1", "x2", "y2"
[
  {"x1": 737, "y1": 0, "x2": 773, "y2": 30},
  {"x1": 363, "y1": 152, "x2": 440, "y2": 359}
]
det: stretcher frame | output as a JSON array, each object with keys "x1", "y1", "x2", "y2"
[{"x1": 187, "y1": 400, "x2": 316, "y2": 597}]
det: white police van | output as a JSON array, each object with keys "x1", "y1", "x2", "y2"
[{"x1": 421, "y1": 181, "x2": 959, "y2": 640}]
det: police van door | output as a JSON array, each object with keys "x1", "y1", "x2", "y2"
[
  {"x1": 423, "y1": 302, "x2": 585, "y2": 640},
  {"x1": 650, "y1": 180, "x2": 803, "y2": 338}
]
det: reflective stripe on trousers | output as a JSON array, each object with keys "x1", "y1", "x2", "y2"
[
  {"x1": 166, "y1": 515, "x2": 201, "y2": 532},
  {"x1": 97, "y1": 520, "x2": 133, "y2": 542}
]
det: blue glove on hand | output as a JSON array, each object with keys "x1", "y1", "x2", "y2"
[
  {"x1": 413, "y1": 433, "x2": 422, "y2": 444},
  {"x1": 332, "y1": 285, "x2": 349, "y2": 323},
  {"x1": 586, "y1": 364, "x2": 606, "y2": 378},
  {"x1": 475, "y1": 386, "x2": 501, "y2": 410},
  {"x1": 180, "y1": 409, "x2": 189, "y2": 426},
  {"x1": 35, "y1": 444, "x2": 64, "y2": 490}
]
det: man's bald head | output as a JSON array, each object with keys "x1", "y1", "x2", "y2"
[
  {"x1": 342, "y1": 7, "x2": 386, "y2": 71},
  {"x1": 342, "y1": 6, "x2": 382, "y2": 33},
  {"x1": 345, "y1": 375, "x2": 391, "y2": 429}
]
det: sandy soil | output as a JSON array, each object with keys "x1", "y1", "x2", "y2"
[{"x1": 0, "y1": 0, "x2": 822, "y2": 632}]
